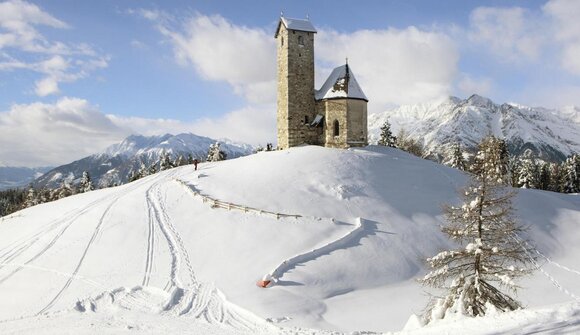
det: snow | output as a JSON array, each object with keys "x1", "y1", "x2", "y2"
[
  {"x1": 0, "y1": 146, "x2": 579, "y2": 334},
  {"x1": 278, "y1": 17, "x2": 317, "y2": 34},
  {"x1": 316, "y1": 64, "x2": 368, "y2": 101}
]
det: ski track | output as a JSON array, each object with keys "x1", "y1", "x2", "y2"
[
  {"x1": 144, "y1": 172, "x2": 269, "y2": 332},
  {"x1": 35, "y1": 179, "x2": 151, "y2": 316},
  {"x1": 1, "y1": 168, "x2": 275, "y2": 332},
  {"x1": 0, "y1": 193, "x2": 116, "y2": 271}
]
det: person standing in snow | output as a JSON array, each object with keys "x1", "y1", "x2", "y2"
[{"x1": 193, "y1": 159, "x2": 199, "y2": 171}]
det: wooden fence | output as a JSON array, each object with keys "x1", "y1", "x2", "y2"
[{"x1": 174, "y1": 179, "x2": 303, "y2": 219}]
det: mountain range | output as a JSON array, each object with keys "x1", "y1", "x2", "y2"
[
  {"x1": 368, "y1": 94, "x2": 580, "y2": 163},
  {"x1": 34, "y1": 133, "x2": 254, "y2": 189},
  {"x1": 0, "y1": 166, "x2": 52, "y2": 191}
]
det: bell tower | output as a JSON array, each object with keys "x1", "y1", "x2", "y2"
[{"x1": 275, "y1": 16, "x2": 317, "y2": 149}]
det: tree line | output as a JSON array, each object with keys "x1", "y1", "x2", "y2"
[{"x1": 378, "y1": 119, "x2": 580, "y2": 194}]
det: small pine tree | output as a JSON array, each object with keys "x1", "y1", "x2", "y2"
[
  {"x1": 54, "y1": 181, "x2": 74, "y2": 200},
  {"x1": 78, "y1": 171, "x2": 94, "y2": 193},
  {"x1": 563, "y1": 154, "x2": 580, "y2": 193},
  {"x1": 25, "y1": 187, "x2": 39, "y2": 208},
  {"x1": 517, "y1": 159, "x2": 539, "y2": 189},
  {"x1": 159, "y1": 150, "x2": 173, "y2": 171},
  {"x1": 420, "y1": 136, "x2": 535, "y2": 323},
  {"x1": 449, "y1": 142, "x2": 467, "y2": 171},
  {"x1": 470, "y1": 135, "x2": 510, "y2": 185},
  {"x1": 538, "y1": 162, "x2": 551, "y2": 191},
  {"x1": 378, "y1": 119, "x2": 397, "y2": 147},
  {"x1": 207, "y1": 142, "x2": 227, "y2": 162},
  {"x1": 548, "y1": 163, "x2": 564, "y2": 192}
]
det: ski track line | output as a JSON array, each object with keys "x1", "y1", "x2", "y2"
[
  {"x1": 35, "y1": 179, "x2": 149, "y2": 316},
  {"x1": 148, "y1": 174, "x2": 269, "y2": 332},
  {"x1": 0, "y1": 181, "x2": 148, "y2": 286},
  {"x1": 0, "y1": 193, "x2": 118, "y2": 268},
  {"x1": 266, "y1": 217, "x2": 369, "y2": 281},
  {"x1": 141, "y1": 198, "x2": 156, "y2": 287}
]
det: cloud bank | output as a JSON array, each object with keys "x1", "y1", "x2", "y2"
[{"x1": 0, "y1": 0, "x2": 108, "y2": 96}]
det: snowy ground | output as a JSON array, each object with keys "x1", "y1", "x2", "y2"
[{"x1": 0, "y1": 146, "x2": 579, "y2": 334}]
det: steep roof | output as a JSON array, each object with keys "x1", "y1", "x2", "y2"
[
  {"x1": 274, "y1": 17, "x2": 317, "y2": 38},
  {"x1": 315, "y1": 64, "x2": 368, "y2": 102}
]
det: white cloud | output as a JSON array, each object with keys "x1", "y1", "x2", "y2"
[
  {"x1": 543, "y1": 0, "x2": 580, "y2": 75},
  {"x1": 457, "y1": 74, "x2": 493, "y2": 96},
  {"x1": 0, "y1": 97, "x2": 275, "y2": 167},
  {"x1": 0, "y1": 0, "x2": 108, "y2": 96},
  {"x1": 143, "y1": 12, "x2": 458, "y2": 112},
  {"x1": 0, "y1": 98, "x2": 127, "y2": 167},
  {"x1": 468, "y1": 6, "x2": 544, "y2": 63},
  {"x1": 317, "y1": 27, "x2": 459, "y2": 111},
  {"x1": 152, "y1": 14, "x2": 277, "y2": 104}
]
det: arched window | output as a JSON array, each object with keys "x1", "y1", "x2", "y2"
[
  {"x1": 298, "y1": 35, "x2": 304, "y2": 46},
  {"x1": 333, "y1": 120, "x2": 340, "y2": 136},
  {"x1": 281, "y1": 37, "x2": 284, "y2": 46}
]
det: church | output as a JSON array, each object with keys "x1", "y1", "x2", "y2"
[{"x1": 275, "y1": 16, "x2": 369, "y2": 150}]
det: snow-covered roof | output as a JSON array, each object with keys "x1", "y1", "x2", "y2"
[
  {"x1": 315, "y1": 64, "x2": 368, "y2": 102},
  {"x1": 275, "y1": 17, "x2": 317, "y2": 37}
]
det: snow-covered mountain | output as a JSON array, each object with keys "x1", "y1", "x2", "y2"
[
  {"x1": 0, "y1": 146, "x2": 578, "y2": 334},
  {"x1": 34, "y1": 133, "x2": 254, "y2": 189},
  {"x1": 0, "y1": 166, "x2": 52, "y2": 190},
  {"x1": 368, "y1": 94, "x2": 580, "y2": 162}
]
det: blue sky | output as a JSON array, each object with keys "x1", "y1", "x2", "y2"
[{"x1": 1, "y1": 0, "x2": 580, "y2": 166}]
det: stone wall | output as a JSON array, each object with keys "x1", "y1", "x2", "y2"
[
  {"x1": 276, "y1": 24, "x2": 317, "y2": 149},
  {"x1": 319, "y1": 99, "x2": 368, "y2": 148},
  {"x1": 346, "y1": 99, "x2": 368, "y2": 147},
  {"x1": 322, "y1": 99, "x2": 349, "y2": 148}
]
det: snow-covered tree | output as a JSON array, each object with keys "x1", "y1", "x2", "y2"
[
  {"x1": 54, "y1": 181, "x2": 74, "y2": 200},
  {"x1": 548, "y1": 163, "x2": 564, "y2": 192},
  {"x1": 78, "y1": 171, "x2": 94, "y2": 193},
  {"x1": 448, "y1": 142, "x2": 467, "y2": 171},
  {"x1": 420, "y1": 138, "x2": 535, "y2": 323},
  {"x1": 471, "y1": 135, "x2": 510, "y2": 185},
  {"x1": 159, "y1": 150, "x2": 173, "y2": 171},
  {"x1": 207, "y1": 142, "x2": 227, "y2": 162},
  {"x1": 517, "y1": 159, "x2": 539, "y2": 189},
  {"x1": 25, "y1": 187, "x2": 39, "y2": 208},
  {"x1": 563, "y1": 154, "x2": 580, "y2": 193},
  {"x1": 378, "y1": 119, "x2": 396, "y2": 147}
]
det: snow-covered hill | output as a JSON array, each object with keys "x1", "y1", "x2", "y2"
[
  {"x1": 368, "y1": 95, "x2": 580, "y2": 162},
  {"x1": 0, "y1": 146, "x2": 579, "y2": 334},
  {"x1": 34, "y1": 133, "x2": 254, "y2": 189}
]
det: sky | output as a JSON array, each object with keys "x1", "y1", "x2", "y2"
[{"x1": 1, "y1": 0, "x2": 580, "y2": 167}]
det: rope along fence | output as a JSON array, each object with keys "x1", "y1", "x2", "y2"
[{"x1": 174, "y1": 179, "x2": 303, "y2": 220}]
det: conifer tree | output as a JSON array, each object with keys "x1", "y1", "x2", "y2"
[
  {"x1": 518, "y1": 159, "x2": 539, "y2": 189},
  {"x1": 549, "y1": 163, "x2": 564, "y2": 192},
  {"x1": 563, "y1": 154, "x2": 580, "y2": 193},
  {"x1": 470, "y1": 135, "x2": 510, "y2": 185},
  {"x1": 378, "y1": 119, "x2": 397, "y2": 147},
  {"x1": 25, "y1": 187, "x2": 39, "y2": 208},
  {"x1": 159, "y1": 150, "x2": 173, "y2": 171},
  {"x1": 420, "y1": 136, "x2": 535, "y2": 322},
  {"x1": 207, "y1": 142, "x2": 227, "y2": 162},
  {"x1": 78, "y1": 171, "x2": 94, "y2": 193},
  {"x1": 449, "y1": 142, "x2": 467, "y2": 171}
]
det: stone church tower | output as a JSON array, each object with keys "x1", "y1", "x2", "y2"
[{"x1": 275, "y1": 16, "x2": 368, "y2": 150}]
